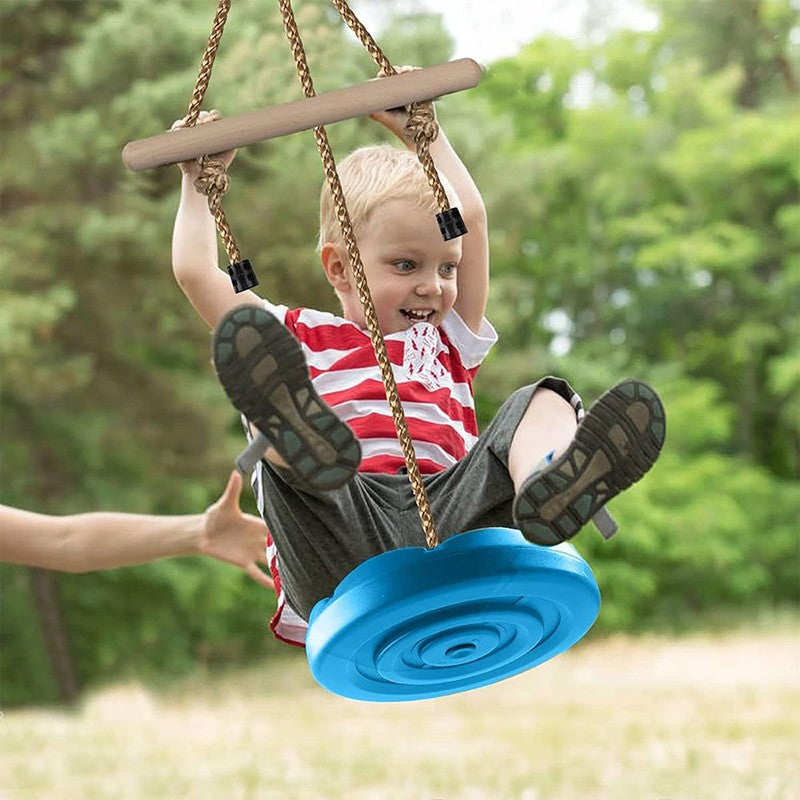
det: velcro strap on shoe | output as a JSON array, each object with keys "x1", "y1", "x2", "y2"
[
  {"x1": 592, "y1": 507, "x2": 618, "y2": 539},
  {"x1": 236, "y1": 430, "x2": 270, "y2": 475}
]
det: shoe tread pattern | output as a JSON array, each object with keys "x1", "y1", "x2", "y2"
[
  {"x1": 213, "y1": 306, "x2": 361, "y2": 491},
  {"x1": 514, "y1": 379, "x2": 666, "y2": 545}
]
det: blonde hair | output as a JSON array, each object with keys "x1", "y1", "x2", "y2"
[{"x1": 317, "y1": 144, "x2": 459, "y2": 252}]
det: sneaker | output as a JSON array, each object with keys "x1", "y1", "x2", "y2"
[
  {"x1": 212, "y1": 305, "x2": 361, "y2": 490},
  {"x1": 513, "y1": 379, "x2": 666, "y2": 546}
]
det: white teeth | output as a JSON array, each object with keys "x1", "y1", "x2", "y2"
[{"x1": 402, "y1": 309, "x2": 433, "y2": 320}]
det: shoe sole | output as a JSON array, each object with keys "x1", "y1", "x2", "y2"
[
  {"x1": 212, "y1": 305, "x2": 361, "y2": 491},
  {"x1": 513, "y1": 379, "x2": 666, "y2": 546}
]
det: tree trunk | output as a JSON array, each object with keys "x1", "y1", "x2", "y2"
[{"x1": 28, "y1": 568, "x2": 80, "y2": 703}]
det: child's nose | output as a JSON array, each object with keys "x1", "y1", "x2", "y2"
[{"x1": 415, "y1": 272, "x2": 442, "y2": 296}]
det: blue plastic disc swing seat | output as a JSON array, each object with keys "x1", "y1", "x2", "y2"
[{"x1": 305, "y1": 527, "x2": 600, "y2": 702}]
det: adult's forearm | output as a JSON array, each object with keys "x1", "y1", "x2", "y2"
[
  {"x1": 0, "y1": 505, "x2": 202, "y2": 573},
  {"x1": 60, "y1": 512, "x2": 202, "y2": 571}
]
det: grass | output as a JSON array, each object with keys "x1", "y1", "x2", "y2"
[{"x1": 2, "y1": 630, "x2": 798, "y2": 800}]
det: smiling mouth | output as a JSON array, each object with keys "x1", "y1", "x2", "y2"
[{"x1": 401, "y1": 309, "x2": 434, "y2": 323}]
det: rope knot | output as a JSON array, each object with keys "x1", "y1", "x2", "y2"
[
  {"x1": 194, "y1": 157, "x2": 231, "y2": 197},
  {"x1": 404, "y1": 102, "x2": 439, "y2": 144}
]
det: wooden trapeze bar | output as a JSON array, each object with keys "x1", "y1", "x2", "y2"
[{"x1": 122, "y1": 59, "x2": 482, "y2": 172}]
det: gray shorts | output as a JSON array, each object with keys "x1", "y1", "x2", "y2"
[{"x1": 251, "y1": 376, "x2": 582, "y2": 619}]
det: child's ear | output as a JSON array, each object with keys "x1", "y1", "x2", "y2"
[{"x1": 321, "y1": 243, "x2": 351, "y2": 292}]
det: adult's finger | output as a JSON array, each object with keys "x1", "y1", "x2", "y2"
[{"x1": 245, "y1": 561, "x2": 274, "y2": 589}]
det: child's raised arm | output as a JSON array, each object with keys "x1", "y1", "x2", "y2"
[
  {"x1": 425, "y1": 128, "x2": 489, "y2": 334},
  {"x1": 370, "y1": 70, "x2": 489, "y2": 334},
  {"x1": 171, "y1": 112, "x2": 262, "y2": 331}
]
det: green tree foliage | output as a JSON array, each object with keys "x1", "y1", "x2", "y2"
[
  {"x1": 1, "y1": 0, "x2": 797, "y2": 704},
  {"x1": 648, "y1": 0, "x2": 799, "y2": 108},
  {"x1": 474, "y1": 0, "x2": 799, "y2": 628},
  {"x1": 0, "y1": 0, "x2": 457, "y2": 705}
]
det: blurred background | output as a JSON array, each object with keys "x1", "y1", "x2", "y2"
[{"x1": 0, "y1": 0, "x2": 798, "y2": 793}]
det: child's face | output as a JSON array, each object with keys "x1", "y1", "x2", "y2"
[{"x1": 332, "y1": 197, "x2": 462, "y2": 334}]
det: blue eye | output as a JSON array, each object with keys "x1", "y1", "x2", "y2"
[
  {"x1": 394, "y1": 260, "x2": 416, "y2": 272},
  {"x1": 440, "y1": 263, "x2": 458, "y2": 277}
]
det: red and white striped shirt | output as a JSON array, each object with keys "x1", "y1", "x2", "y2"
[{"x1": 253, "y1": 302, "x2": 498, "y2": 645}]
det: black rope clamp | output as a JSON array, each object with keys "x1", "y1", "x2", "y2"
[
  {"x1": 437, "y1": 207, "x2": 467, "y2": 241},
  {"x1": 228, "y1": 259, "x2": 259, "y2": 293}
]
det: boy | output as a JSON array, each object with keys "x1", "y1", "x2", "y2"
[{"x1": 172, "y1": 101, "x2": 665, "y2": 628}]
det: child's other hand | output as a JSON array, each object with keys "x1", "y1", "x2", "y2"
[
  {"x1": 369, "y1": 66, "x2": 437, "y2": 143},
  {"x1": 170, "y1": 109, "x2": 237, "y2": 177}
]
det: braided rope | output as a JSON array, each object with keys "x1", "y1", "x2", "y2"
[
  {"x1": 183, "y1": 0, "x2": 241, "y2": 266},
  {"x1": 327, "y1": 0, "x2": 395, "y2": 76},
  {"x1": 328, "y1": 0, "x2": 451, "y2": 212},
  {"x1": 197, "y1": 159, "x2": 241, "y2": 263},
  {"x1": 403, "y1": 103, "x2": 450, "y2": 210},
  {"x1": 278, "y1": 0, "x2": 439, "y2": 549},
  {"x1": 185, "y1": 0, "x2": 232, "y2": 127}
]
